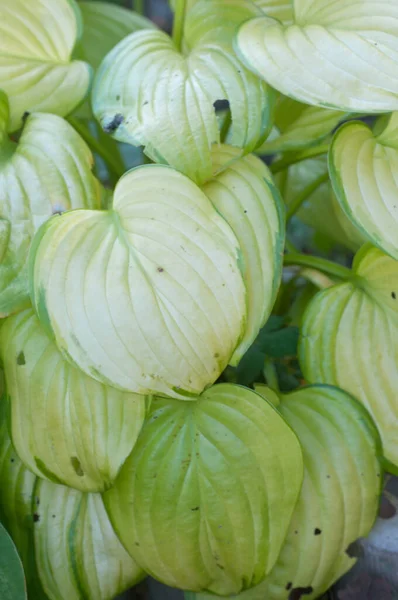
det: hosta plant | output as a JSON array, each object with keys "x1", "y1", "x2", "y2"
[{"x1": 0, "y1": 0, "x2": 397, "y2": 599}]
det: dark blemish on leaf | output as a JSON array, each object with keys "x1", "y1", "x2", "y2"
[
  {"x1": 22, "y1": 111, "x2": 30, "y2": 123},
  {"x1": 71, "y1": 456, "x2": 84, "y2": 477},
  {"x1": 345, "y1": 540, "x2": 364, "y2": 559},
  {"x1": 286, "y1": 583, "x2": 292, "y2": 591},
  {"x1": 10, "y1": 458, "x2": 14, "y2": 463},
  {"x1": 103, "y1": 113, "x2": 124, "y2": 133},
  {"x1": 216, "y1": 564, "x2": 225, "y2": 570},
  {"x1": 17, "y1": 351, "x2": 26, "y2": 365},
  {"x1": 135, "y1": 542, "x2": 140, "y2": 546},
  {"x1": 191, "y1": 506, "x2": 200, "y2": 511},
  {"x1": 392, "y1": 292, "x2": 396, "y2": 299},
  {"x1": 143, "y1": 101, "x2": 149, "y2": 106},
  {"x1": 35, "y1": 497, "x2": 40, "y2": 506},
  {"x1": 379, "y1": 494, "x2": 397, "y2": 519},
  {"x1": 214, "y1": 353, "x2": 219, "y2": 358},
  {"x1": 33, "y1": 513, "x2": 40, "y2": 523},
  {"x1": 157, "y1": 267, "x2": 164, "y2": 273},
  {"x1": 52, "y1": 515, "x2": 56, "y2": 519},
  {"x1": 294, "y1": 530, "x2": 298, "y2": 535},
  {"x1": 244, "y1": 210, "x2": 247, "y2": 214},
  {"x1": 288, "y1": 587, "x2": 313, "y2": 600},
  {"x1": 213, "y1": 99, "x2": 230, "y2": 112},
  {"x1": 326, "y1": 475, "x2": 331, "y2": 479},
  {"x1": 314, "y1": 528, "x2": 322, "y2": 535},
  {"x1": 116, "y1": 95, "x2": 120, "y2": 101}
]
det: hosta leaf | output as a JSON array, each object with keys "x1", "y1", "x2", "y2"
[
  {"x1": 30, "y1": 165, "x2": 246, "y2": 399},
  {"x1": 255, "y1": 0, "x2": 293, "y2": 23},
  {"x1": 280, "y1": 156, "x2": 367, "y2": 252},
  {"x1": 203, "y1": 146, "x2": 285, "y2": 364},
  {"x1": 0, "y1": 523, "x2": 27, "y2": 600},
  {"x1": 33, "y1": 480, "x2": 144, "y2": 600},
  {"x1": 0, "y1": 0, "x2": 91, "y2": 131},
  {"x1": 103, "y1": 383, "x2": 303, "y2": 595},
  {"x1": 0, "y1": 309, "x2": 146, "y2": 492},
  {"x1": 0, "y1": 399, "x2": 49, "y2": 600},
  {"x1": 76, "y1": 2, "x2": 155, "y2": 71},
  {"x1": 300, "y1": 244, "x2": 398, "y2": 471},
  {"x1": 257, "y1": 96, "x2": 347, "y2": 155},
  {"x1": 93, "y1": 0, "x2": 273, "y2": 184},
  {"x1": 187, "y1": 384, "x2": 382, "y2": 600},
  {"x1": 0, "y1": 91, "x2": 101, "y2": 317},
  {"x1": 236, "y1": 1, "x2": 398, "y2": 112},
  {"x1": 330, "y1": 115, "x2": 398, "y2": 260}
]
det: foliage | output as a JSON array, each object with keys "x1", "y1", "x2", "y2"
[{"x1": 0, "y1": 0, "x2": 397, "y2": 599}]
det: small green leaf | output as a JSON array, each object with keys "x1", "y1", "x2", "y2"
[
  {"x1": 330, "y1": 115, "x2": 398, "y2": 259},
  {"x1": 93, "y1": 0, "x2": 273, "y2": 184},
  {"x1": 236, "y1": 1, "x2": 398, "y2": 112},
  {"x1": 103, "y1": 383, "x2": 303, "y2": 595},
  {"x1": 0, "y1": 523, "x2": 27, "y2": 600},
  {"x1": 29, "y1": 164, "x2": 246, "y2": 398},
  {"x1": 300, "y1": 244, "x2": 398, "y2": 471}
]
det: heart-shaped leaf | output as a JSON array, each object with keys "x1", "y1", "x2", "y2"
[
  {"x1": 93, "y1": 0, "x2": 273, "y2": 184},
  {"x1": 0, "y1": 91, "x2": 101, "y2": 317},
  {"x1": 29, "y1": 164, "x2": 246, "y2": 398},
  {"x1": 0, "y1": 523, "x2": 27, "y2": 600},
  {"x1": 186, "y1": 384, "x2": 383, "y2": 600},
  {"x1": 203, "y1": 146, "x2": 285, "y2": 364},
  {"x1": 257, "y1": 96, "x2": 347, "y2": 155},
  {"x1": 236, "y1": 0, "x2": 398, "y2": 112},
  {"x1": 300, "y1": 244, "x2": 398, "y2": 471},
  {"x1": 104, "y1": 383, "x2": 303, "y2": 595},
  {"x1": 330, "y1": 114, "x2": 398, "y2": 260},
  {"x1": 0, "y1": 0, "x2": 91, "y2": 131},
  {"x1": 0, "y1": 309, "x2": 146, "y2": 492},
  {"x1": 33, "y1": 480, "x2": 144, "y2": 600}
]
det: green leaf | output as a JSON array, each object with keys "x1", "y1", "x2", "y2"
[
  {"x1": 300, "y1": 244, "x2": 398, "y2": 471},
  {"x1": 257, "y1": 96, "x2": 347, "y2": 155},
  {"x1": 330, "y1": 115, "x2": 398, "y2": 260},
  {"x1": 93, "y1": 0, "x2": 273, "y2": 184},
  {"x1": 203, "y1": 146, "x2": 285, "y2": 364},
  {"x1": 0, "y1": 91, "x2": 102, "y2": 317},
  {"x1": 255, "y1": 0, "x2": 294, "y2": 24},
  {"x1": 29, "y1": 164, "x2": 247, "y2": 399},
  {"x1": 33, "y1": 480, "x2": 144, "y2": 600},
  {"x1": 0, "y1": 398, "x2": 49, "y2": 600},
  {"x1": 103, "y1": 383, "x2": 303, "y2": 595},
  {"x1": 236, "y1": 1, "x2": 398, "y2": 112},
  {"x1": 279, "y1": 156, "x2": 367, "y2": 252},
  {"x1": 76, "y1": 2, "x2": 155, "y2": 71},
  {"x1": 0, "y1": 309, "x2": 146, "y2": 492},
  {"x1": 186, "y1": 383, "x2": 383, "y2": 600},
  {"x1": 258, "y1": 326, "x2": 299, "y2": 358},
  {"x1": 0, "y1": 0, "x2": 91, "y2": 131},
  {"x1": 0, "y1": 523, "x2": 27, "y2": 600}
]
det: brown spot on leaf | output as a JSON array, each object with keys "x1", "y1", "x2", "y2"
[{"x1": 103, "y1": 113, "x2": 124, "y2": 133}]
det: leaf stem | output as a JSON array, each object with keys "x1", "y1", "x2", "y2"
[
  {"x1": 270, "y1": 143, "x2": 330, "y2": 175},
  {"x1": 286, "y1": 172, "x2": 329, "y2": 221},
  {"x1": 284, "y1": 253, "x2": 352, "y2": 281},
  {"x1": 263, "y1": 358, "x2": 280, "y2": 393},
  {"x1": 68, "y1": 117, "x2": 125, "y2": 181},
  {"x1": 172, "y1": 0, "x2": 187, "y2": 52},
  {"x1": 134, "y1": 0, "x2": 145, "y2": 14}
]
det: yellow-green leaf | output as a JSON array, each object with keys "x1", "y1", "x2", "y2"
[
  {"x1": 203, "y1": 146, "x2": 285, "y2": 364},
  {"x1": 103, "y1": 383, "x2": 303, "y2": 595},
  {"x1": 236, "y1": 1, "x2": 398, "y2": 112},
  {"x1": 0, "y1": 309, "x2": 146, "y2": 492},
  {"x1": 257, "y1": 96, "x2": 347, "y2": 155},
  {"x1": 300, "y1": 244, "x2": 398, "y2": 471},
  {"x1": 29, "y1": 164, "x2": 246, "y2": 399},
  {"x1": 0, "y1": 91, "x2": 101, "y2": 317},
  {"x1": 33, "y1": 480, "x2": 144, "y2": 600},
  {"x1": 93, "y1": 0, "x2": 273, "y2": 184},
  {"x1": 255, "y1": 0, "x2": 294, "y2": 24},
  {"x1": 186, "y1": 384, "x2": 382, "y2": 600},
  {"x1": 0, "y1": 0, "x2": 91, "y2": 131},
  {"x1": 330, "y1": 115, "x2": 398, "y2": 260}
]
